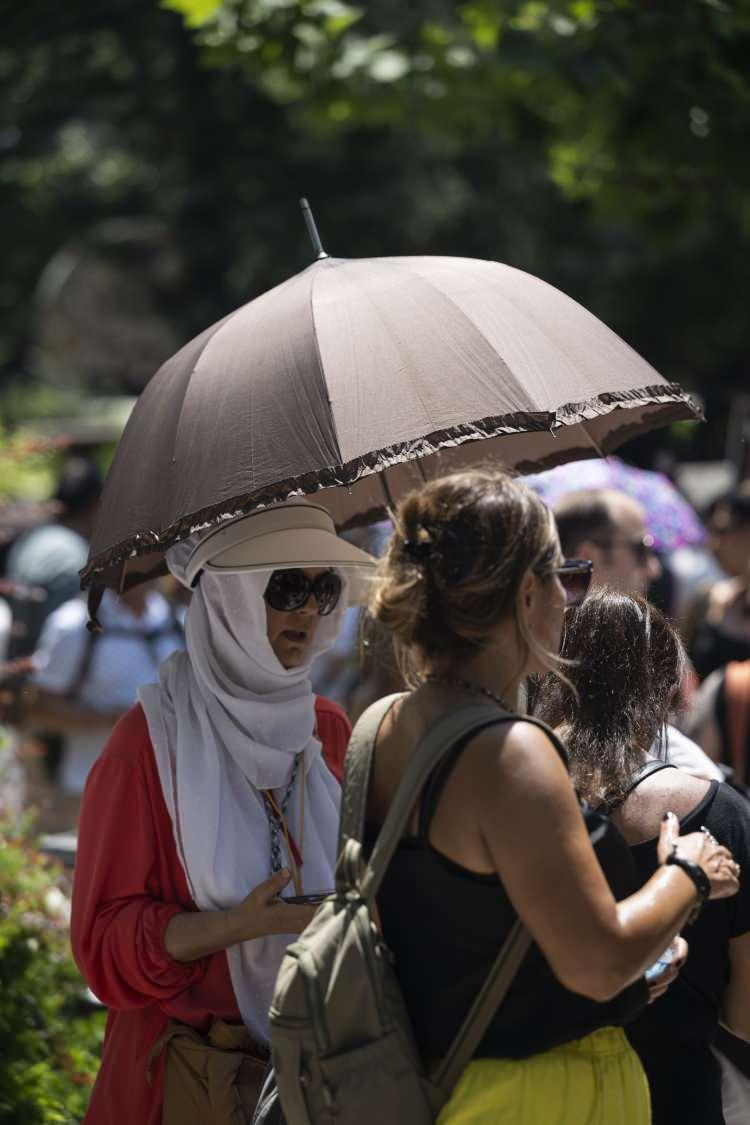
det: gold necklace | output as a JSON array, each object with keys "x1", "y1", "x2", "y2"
[{"x1": 424, "y1": 674, "x2": 514, "y2": 712}]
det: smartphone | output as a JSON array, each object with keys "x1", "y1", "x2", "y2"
[{"x1": 282, "y1": 891, "x2": 333, "y2": 905}]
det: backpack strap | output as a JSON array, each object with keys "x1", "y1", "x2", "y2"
[
  {"x1": 337, "y1": 692, "x2": 407, "y2": 854},
  {"x1": 341, "y1": 702, "x2": 587, "y2": 1092},
  {"x1": 62, "y1": 603, "x2": 184, "y2": 704},
  {"x1": 433, "y1": 917, "x2": 530, "y2": 1096},
  {"x1": 355, "y1": 704, "x2": 535, "y2": 1091},
  {"x1": 358, "y1": 703, "x2": 514, "y2": 902},
  {"x1": 64, "y1": 627, "x2": 98, "y2": 703}
]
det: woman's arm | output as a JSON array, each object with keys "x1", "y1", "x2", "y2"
[
  {"x1": 163, "y1": 869, "x2": 316, "y2": 962},
  {"x1": 71, "y1": 742, "x2": 208, "y2": 1009},
  {"x1": 723, "y1": 932, "x2": 750, "y2": 1041},
  {"x1": 72, "y1": 711, "x2": 317, "y2": 1002},
  {"x1": 468, "y1": 723, "x2": 737, "y2": 1003}
]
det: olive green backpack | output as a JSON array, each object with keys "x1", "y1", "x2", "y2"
[{"x1": 264, "y1": 694, "x2": 531, "y2": 1124}]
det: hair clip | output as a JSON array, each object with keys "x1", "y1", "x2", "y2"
[{"x1": 403, "y1": 537, "x2": 433, "y2": 565}]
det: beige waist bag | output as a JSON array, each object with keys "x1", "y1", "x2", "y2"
[{"x1": 148, "y1": 1018, "x2": 269, "y2": 1124}]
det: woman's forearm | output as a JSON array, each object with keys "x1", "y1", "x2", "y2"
[
  {"x1": 611, "y1": 865, "x2": 697, "y2": 985},
  {"x1": 162, "y1": 869, "x2": 317, "y2": 962},
  {"x1": 164, "y1": 907, "x2": 244, "y2": 963},
  {"x1": 556, "y1": 865, "x2": 698, "y2": 1003}
]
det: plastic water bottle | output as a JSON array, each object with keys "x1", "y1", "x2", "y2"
[{"x1": 645, "y1": 944, "x2": 675, "y2": 980}]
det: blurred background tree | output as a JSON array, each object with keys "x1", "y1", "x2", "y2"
[{"x1": 1, "y1": 0, "x2": 748, "y2": 463}]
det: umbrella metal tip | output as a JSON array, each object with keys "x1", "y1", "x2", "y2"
[{"x1": 299, "y1": 196, "x2": 328, "y2": 260}]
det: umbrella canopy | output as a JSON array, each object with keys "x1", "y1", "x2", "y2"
[
  {"x1": 523, "y1": 457, "x2": 706, "y2": 552},
  {"x1": 82, "y1": 254, "x2": 700, "y2": 602}
]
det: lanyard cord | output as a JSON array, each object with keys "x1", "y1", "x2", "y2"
[{"x1": 263, "y1": 749, "x2": 305, "y2": 896}]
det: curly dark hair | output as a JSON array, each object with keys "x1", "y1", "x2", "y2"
[{"x1": 535, "y1": 589, "x2": 686, "y2": 808}]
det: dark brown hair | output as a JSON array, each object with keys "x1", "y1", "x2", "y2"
[
  {"x1": 535, "y1": 589, "x2": 686, "y2": 808},
  {"x1": 368, "y1": 468, "x2": 559, "y2": 685}
]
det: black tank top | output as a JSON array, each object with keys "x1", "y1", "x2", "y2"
[
  {"x1": 366, "y1": 718, "x2": 648, "y2": 1061},
  {"x1": 690, "y1": 619, "x2": 750, "y2": 680}
]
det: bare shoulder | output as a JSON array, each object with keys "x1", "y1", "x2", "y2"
[
  {"x1": 464, "y1": 717, "x2": 570, "y2": 794},
  {"x1": 613, "y1": 769, "x2": 711, "y2": 844}
]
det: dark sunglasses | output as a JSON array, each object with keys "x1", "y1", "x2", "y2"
[
  {"x1": 545, "y1": 558, "x2": 593, "y2": 607},
  {"x1": 263, "y1": 569, "x2": 342, "y2": 616}
]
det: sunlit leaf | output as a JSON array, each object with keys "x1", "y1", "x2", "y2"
[{"x1": 161, "y1": 0, "x2": 225, "y2": 28}]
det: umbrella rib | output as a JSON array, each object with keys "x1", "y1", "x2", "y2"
[
  {"x1": 577, "y1": 421, "x2": 607, "y2": 458},
  {"x1": 381, "y1": 257, "x2": 633, "y2": 425},
  {"x1": 308, "y1": 264, "x2": 345, "y2": 466},
  {"x1": 384, "y1": 259, "x2": 566, "y2": 430}
]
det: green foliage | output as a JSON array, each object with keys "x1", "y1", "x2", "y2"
[
  {"x1": 1, "y1": 0, "x2": 749, "y2": 463},
  {"x1": 0, "y1": 826, "x2": 105, "y2": 1123},
  {"x1": 163, "y1": 0, "x2": 750, "y2": 227},
  {"x1": 0, "y1": 430, "x2": 62, "y2": 504}
]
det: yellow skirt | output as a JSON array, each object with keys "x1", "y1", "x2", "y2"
[{"x1": 437, "y1": 1027, "x2": 651, "y2": 1125}]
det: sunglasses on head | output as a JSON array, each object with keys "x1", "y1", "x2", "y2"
[
  {"x1": 544, "y1": 558, "x2": 594, "y2": 607},
  {"x1": 263, "y1": 568, "x2": 343, "y2": 616}
]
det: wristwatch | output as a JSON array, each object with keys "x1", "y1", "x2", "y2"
[{"x1": 666, "y1": 851, "x2": 710, "y2": 924}]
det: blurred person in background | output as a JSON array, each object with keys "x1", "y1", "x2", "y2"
[
  {"x1": 687, "y1": 482, "x2": 750, "y2": 681},
  {"x1": 2, "y1": 455, "x2": 103, "y2": 802},
  {"x1": 29, "y1": 581, "x2": 184, "y2": 828},
  {"x1": 552, "y1": 490, "x2": 723, "y2": 782},
  {"x1": 553, "y1": 490, "x2": 661, "y2": 598},
  {"x1": 4, "y1": 455, "x2": 102, "y2": 659},
  {"x1": 0, "y1": 595, "x2": 11, "y2": 663},
  {"x1": 0, "y1": 594, "x2": 24, "y2": 818},
  {"x1": 685, "y1": 660, "x2": 750, "y2": 792},
  {"x1": 536, "y1": 590, "x2": 750, "y2": 1125}
]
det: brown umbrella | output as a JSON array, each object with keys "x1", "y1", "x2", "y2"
[{"x1": 82, "y1": 252, "x2": 699, "y2": 611}]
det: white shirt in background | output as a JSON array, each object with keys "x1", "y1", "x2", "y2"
[
  {"x1": 32, "y1": 590, "x2": 183, "y2": 794},
  {"x1": 663, "y1": 723, "x2": 725, "y2": 783}
]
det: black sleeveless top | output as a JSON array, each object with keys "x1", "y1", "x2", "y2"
[
  {"x1": 366, "y1": 717, "x2": 648, "y2": 1061},
  {"x1": 690, "y1": 619, "x2": 750, "y2": 681},
  {"x1": 624, "y1": 778, "x2": 750, "y2": 1125}
]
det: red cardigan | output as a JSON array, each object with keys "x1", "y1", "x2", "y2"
[{"x1": 71, "y1": 699, "x2": 350, "y2": 1125}]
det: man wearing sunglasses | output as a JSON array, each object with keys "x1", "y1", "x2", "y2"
[
  {"x1": 554, "y1": 490, "x2": 661, "y2": 598},
  {"x1": 553, "y1": 488, "x2": 724, "y2": 785}
]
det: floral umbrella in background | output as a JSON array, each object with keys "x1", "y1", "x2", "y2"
[{"x1": 522, "y1": 457, "x2": 706, "y2": 552}]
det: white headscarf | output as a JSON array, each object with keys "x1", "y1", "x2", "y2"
[{"x1": 138, "y1": 535, "x2": 346, "y2": 1042}]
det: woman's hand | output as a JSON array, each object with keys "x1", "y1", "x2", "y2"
[
  {"x1": 230, "y1": 869, "x2": 318, "y2": 941},
  {"x1": 657, "y1": 812, "x2": 740, "y2": 901},
  {"x1": 646, "y1": 936, "x2": 688, "y2": 1004},
  {"x1": 164, "y1": 869, "x2": 318, "y2": 962}
]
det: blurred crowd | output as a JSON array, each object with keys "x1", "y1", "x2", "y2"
[
  {"x1": 0, "y1": 454, "x2": 748, "y2": 1123},
  {"x1": 1, "y1": 456, "x2": 749, "y2": 837},
  {"x1": 0, "y1": 455, "x2": 187, "y2": 830}
]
